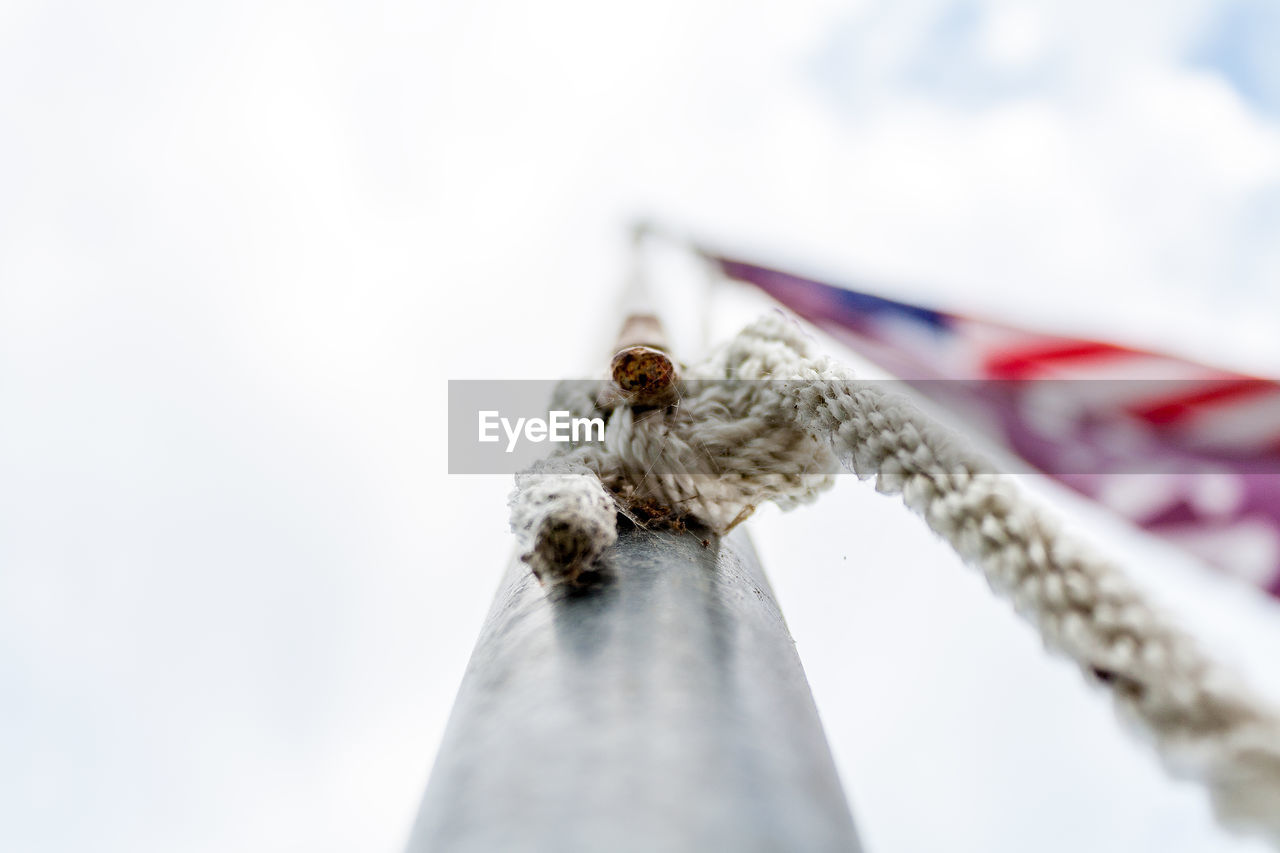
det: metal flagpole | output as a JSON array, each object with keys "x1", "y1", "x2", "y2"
[
  {"x1": 411, "y1": 225, "x2": 861, "y2": 852},
  {"x1": 405, "y1": 524, "x2": 862, "y2": 853}
]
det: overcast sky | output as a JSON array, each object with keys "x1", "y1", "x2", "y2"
[{"x1": 3, "y1": 1, "x2": 1280, "y2": 851}]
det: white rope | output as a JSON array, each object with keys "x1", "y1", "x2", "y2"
[{"x1": 508, "y1": 312, "x2": 1280, "y2": 844}]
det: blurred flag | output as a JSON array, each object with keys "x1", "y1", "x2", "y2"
[{"x1": 713, "y1": 255, "x2": 1280, "y2": 598}]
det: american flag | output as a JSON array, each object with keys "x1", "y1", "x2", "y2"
[{"x1": 713, "y1": 255, "x2": 1280, "y2": 598}]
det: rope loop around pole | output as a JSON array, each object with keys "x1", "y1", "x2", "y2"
[{"x1": 508, "y1": 311, "x2": 1280, "y2": 846}]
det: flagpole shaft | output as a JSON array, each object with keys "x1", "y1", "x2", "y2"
[{"x1": 405, "y1": 524, "x2": 862, "y2": 853}]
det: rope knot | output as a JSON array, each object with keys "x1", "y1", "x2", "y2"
[{"x1": 510, "y1": 313, "x2": 838, "y2": 583}]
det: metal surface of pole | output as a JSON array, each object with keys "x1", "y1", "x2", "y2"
[{"x1": 406, "y1": 523, "x2": 862, "y2": 853}]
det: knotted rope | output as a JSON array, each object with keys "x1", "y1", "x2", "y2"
[{"x1": 508, "y1": 312, "x2": 1280, "y2": 844}]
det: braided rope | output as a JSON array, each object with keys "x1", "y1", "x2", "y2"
[
  {"x1": 508, "y1": 313, "x2": 1280, "y2": 843},
  {"x1": 786, "y1": 356, "x2": 1280, "y2": 841}
]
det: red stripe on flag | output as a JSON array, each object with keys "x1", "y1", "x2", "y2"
[
  {"x1": 982, "y1": 340, "x2": 1138, "y2": 379},
  {"x1": 1128, "y1": 379, "x2": 1279, "y2": 426}
]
